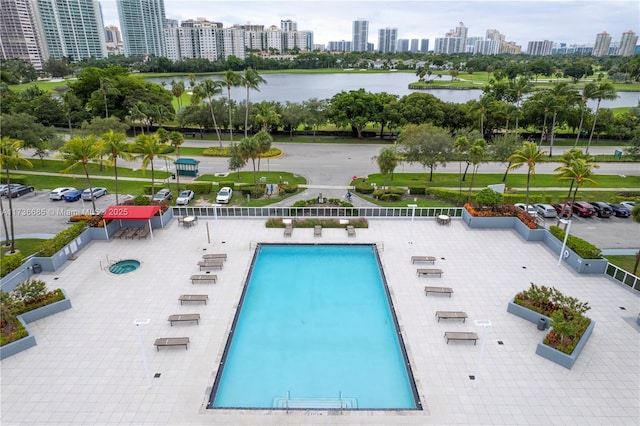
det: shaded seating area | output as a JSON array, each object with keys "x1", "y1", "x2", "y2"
[
  {"x1": 105, "y1": 205, "x2": 162, "y2": 240},
  {"x1": 167, "y1": 314, "x2": 200, "y2": 326},
  {"x1": 444, "y1": 332, "x2": 479, "y2": 345},
  {"x1": 154, "y1": 337, "x2": 190, "y2": 350}
]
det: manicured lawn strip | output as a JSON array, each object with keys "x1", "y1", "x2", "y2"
[
  {"x1": 0, "y1": 238, "x2": 46, "y2": 258},
  {"x1": 13, "y1": 159, "x2": 171, "y2": 179},
  {"x1": 196, "y1": 171, "x2": 306, "y2": 185},
  {"x1": 14, "y1": 175, "x2": 152, "y2": 195},
  {"x1": 363, "y1": 172, "x2": 640, "y2": 189},
  {"x1": 603, "y1": 255, "x2": 638, "y2": 273}
]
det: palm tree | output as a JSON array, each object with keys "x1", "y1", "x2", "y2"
[
  {"x1": 0, "y1": 137, "x2": 33, "y2": 253},
  {"x1": 507, "y1": 141, "x2": 547, "y2": 207},
  {"x1": 101, "y1": 130, "x2": 133, "y2": 205},
  {"x1": 508, "y1": 76, "x2": 532, "y2": 134},
  {"x1": 222, "y1": 70, "x2": 242, "y2": 142},
  {"x1": 555, "y1": 157, "x2": 598, "y2": 220},
  {"x1": 415, "y1": 66, "x2": 426, "y2": 82},
  {"x1": 574, "y1": 82, "x2": 597, "y2": 148},
  {"x1": 192, "y1": 79, "x2": 224, "y2": 147},
  {"x1": 92, "y1": 77, "x2": 119, "y2": 118},
  {"x1": 536, "y1": 92, "x2": 556, "y2": 147},
  {"x1": 169, "y1": 131, "x2": 184, "y2": 191},
  {"x1": 171, "y1": 80, "x2": 185, "y2": 112},
  {"x1": 555, "y1": 148, "x2": 597, "y2": 205},
  {"x1": 472, "y1": 95, "x2": 493, "y2": 137},
  {"x1": 467, "y1": 139, "x2": 486, "y2": 202},
  {"x1": 134, "y1": 133, "x2": 173, "y2": 197},
  {"x1": 238, "y1": 136, "x2": 261, "y2": 197},
  {"x1": 241, "y1": 68, "x2": 266, "y2": 137},
  {"x1": 585, "y1": 81, "x2": 617, "y2": 153},
  {"x1": 128, "y1": 103, "x2": 147, "y2": 136},
  {"x1": 58, "y1": 136, "x2": 105, "y2": 213},
  {"x1": 255, "y1": 103, "x2": 280, "y2": 132},
  {"x1": 61, "y1": 91, "x2": 81, "y2": 135},
  {"x1": 453, "y1": 136, "x2": 471, "y2": 181},
  {"x1": 546, "y1": 82, "x2": 579, "y2": 157}
]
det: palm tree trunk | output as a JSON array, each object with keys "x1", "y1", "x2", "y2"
[
  {"x1": 209, "y1": 104, "x2": 223, "y2": 148},
  {"x1": 245, "y1": 87, "x2": 250, "y2": 138},
  {"x1": 574, "y1": 106, "x2": 586, "y2": 148},
  {"x1": 150, "y1": 161, "x2": 156, "y2": 196},
  {"x1": 0, "y1": 196, "x2": 9, "y2": 247},
  {"x1": 548, "y1": 110, "x2": 557, "y2": 157},
  {"x1": 539, "y1": 113, "x2": 548, "y2": 147},
  {"x1": 114, "y1": 159, "x2": 120, "y2": 205},
  {"x1": 5, "y1": 166, "x2": 16, "y2": 253},
  {"x1": 83, "y1": 164, "x2": 97, "y2": 213},
  {"x1": 462, "y1": 162, "x2": 470, "y2": 181},
  {"x1": 502, "y1": 161, "x2": 512, "y2": 182},
  {"x1": 586, "y1": 100, "x2": 601, "y2": 154},
  {"x1": 227, "y1": 89, "x2": 233, "y2": 143},
  {"x1": 525, "y1": 168, "x2": 532, "y2": 207}
]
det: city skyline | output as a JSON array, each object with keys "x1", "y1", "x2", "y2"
[{"x1": 99, "y1": 0, "x2": 639, "y2": 48}]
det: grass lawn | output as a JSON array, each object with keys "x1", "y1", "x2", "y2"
[
  {"x1": 196, "y1": 171, "x2": 306, "y2": 186},
  {"x1": 14, "y1": 159, "x2": 171, "y2": 179},
  {"x1": 0, "y1": 238, "x2": 46, "y2": 258},
  {"x1": 604, "y1": 255, "x2": 639, "y2": 273}
]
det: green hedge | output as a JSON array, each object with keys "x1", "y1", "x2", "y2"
[
  {"x1": 408, "y1": 186, "x2": 426, "y2": 195},
  {"x1": 37, "y1": 221, "x2": 88, "y2": 257},
  {"x1": 281, "y1": 183, "x2": 298, "y2": 194},
  {"x1": 549, "y1": 225, "x2": 602, "y2": 259},
  {"x1": 354, "y1": 183, "x2": 375, "y2": 194},
  {"x1": 1, "y1": 252, "x2": 25, "y2": 278},
  {"x1": 1, "y1": 175, "x2": 28, "y2": 184},
  {"x1": 185, "y1": 182, "x2": 213, "y2": 194},
  {"x1": 217, "y1": 181, "x2": 235, "y2": 189}
]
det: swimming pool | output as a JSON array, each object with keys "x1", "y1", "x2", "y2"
[{"x1": 208, "y1": 244, "x2": 420, "y2": 410}]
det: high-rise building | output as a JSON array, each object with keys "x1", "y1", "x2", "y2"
[
  {"x1": 474, "y1": 39, "x2": 500, "y2": 55},
  {"x1": 280, "y1": 19, "x2": 296, "y2": 32},
  {"x1": 377, "y1": 27, "x2": 397, "y2": 53},
  {"x1": 465, "y1": 36, "x2": 483, "y2": 53},
  {"x1": 396, "y1": 39, "x2": 409, "y2": 52},
  {"x1": 352, "y1": 19, "x2": 368, "y2": 52},
  {"x1": 0, "y1": 0, "x2": 46, "y2": 69},
  {"x1": 34, "y1": 0, "x2": 107, "y2": 61},
  {"x1": 592, "y1": 31, "x2": 611, "y2": 57},
  {"x1": 618, "y1": 30, "x2": 638, "y2": 57},
  {"x1": 327, "y1": 40, "x2": 351, "y2": 52},
  {"x1": 117, "y1": 0, "x2": 166, "y2": 57},
  {"x1": 409, "y1": 39, "x2": 419, "y2": 53},
  {"x1": 434, "y1": 21, "x2": 468, "y2": 54},
  {"x1": 420, "y1": 39, "x2": 429, "y2": 53},
  {"x1": 527, "y1": 40, "x2": 553, "y2": 56},
  {"x1": 104, "y1": 25, "x2": 124, "y2": 55}
]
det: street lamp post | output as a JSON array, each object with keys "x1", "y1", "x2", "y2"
[
  {"x1": 212, "y1": 204, "x2": 221, "y2": 245},
  {"x1": 134, "y1": 319, "x2": 151, "y2": 388},
  {"x1": 407, "y1": 204, "x2": 417, "y2": 244},
  {"x1": 557, "y1": 218, "x2": 572, "y2": 266}
]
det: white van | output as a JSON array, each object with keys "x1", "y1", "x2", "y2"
[{"x1": 49, "y1": 187, "x2": 76, "y2": 200}]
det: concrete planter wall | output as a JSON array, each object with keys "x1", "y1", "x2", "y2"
[
  {"x1": 507, "y1": 298, "x2": 595, "y2": 370},
  {"x1": 0, "y1": 289, "x2": 72, "y2": 360},
  {"x1": 514, "y1": 219, "x2": 547, "y2": 241},
  {"x1": 543, "y1": 232, "x2": 608, "y2": 274},
  {"x1": 535, "y1": 320, "x2": 595, "y2": 369},
  {"x1": 462, "y1": 209, "x2": 516, "y2": 228}
]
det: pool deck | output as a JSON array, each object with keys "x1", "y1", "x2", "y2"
[{"x1": 1, "y1": 218, "x2": 638, "y2": 425}]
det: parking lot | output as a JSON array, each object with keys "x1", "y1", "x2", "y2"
[{"x1": 2, "y1": 189, "x2": 638, "y2": 251}]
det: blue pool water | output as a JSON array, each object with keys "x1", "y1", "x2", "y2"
[
  {"x1": 108, "y1": 259, "x2": 140, "y2": 274},
  {"x1": 209, "y1": 244, "x2": 419, "y2": 410}
]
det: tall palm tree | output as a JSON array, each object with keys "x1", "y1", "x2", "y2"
[
  {"x1": 101, "y1": 130, "x2": 133, "y2": 205},
  {"x1": 555, "y1": 148, "x2": 597, "y2": 204},
  {"x1": 555, "y1": 158, "x2": 598, "y2": 220},
  {"x1": 58, "y1": 136, "x2": 105, "y2": 214},
  {"x1": 169, "y1": 131, "x2": 184, "y2": 191},
  {"x1": 472, "y1": 95, "x2": 493, "y2": 137},
  {"x1": 241, "y1": 68, "x2": 266, "y2": 137},
  {"x1": 92, "y1": 77, "x2": 119, "y2": 118},
  {"x1": 222, "y1": 70, "x2": 242, "y2": 142},
  {"x1": 574, "y1": 82, "x2": 598, "y2": 148},
  {"x1": 171, "y1": 80, "x2": 185, "y2": 112},
  {"x1": 0, "y1": 137, "x2": 33, "y2": 253},
  {"x1": 546, "y1": 82, "x2": 579, "y2": 157},
  {"x1": 508, "y1": 76, "x2": 532, "y2": 134},
  {"x1": 453, "y1": 136, "x2": 471, "y2": 182},
  {"x1": 192, "y1": 79, "x2": 224, "y2": 147},
  {"x1": 128, "y1": 103, "x2": 147, "y2": 136},
  {"x1": 255, "y1": 103, "x2": 280, "y2": 132},
  {"x1": 585, "y1": 81, "x2": 617, "y2": 153},
  {"x1": 467, "y1": 139, "x2": 486, "y2": 202},
  {"x1": 238, "y1": 136, "x2": 261, "y2": 197},
  {"x1": 134, "y1": 133, "x2": 173, "y2": 197},
  {"x1": 536, "y1": 92, "x2": 556, "y2": 147},
  {"x1": 507, "y1": 141, "x2": 547, "y2": 207}
]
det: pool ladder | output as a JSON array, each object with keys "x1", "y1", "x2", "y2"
[
  {"x1": 100, "y1": 255, "x2": 122, "y2": 271},
  {"x1": 275, "y1": 391, "x2": 355, "y2": 413}
]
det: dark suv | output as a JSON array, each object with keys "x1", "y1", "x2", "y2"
[
  {"x1": 571, "y1": 201, "x2": 597, "y2": 218},
  {"x1": 591, "y1": 202, "x2": 612, "y2": 218}
]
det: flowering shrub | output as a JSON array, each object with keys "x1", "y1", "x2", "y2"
[{"x1": 464, "y1": 203, "x2": 540, "y2": 229}]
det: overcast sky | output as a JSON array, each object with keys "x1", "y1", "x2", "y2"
[{"x1": 100, "y1": 0, "x2": 639, "y2": 48}]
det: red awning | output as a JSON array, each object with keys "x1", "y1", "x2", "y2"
[{"x1": 103, "y1": 205, "x2": 161, "y2": 220}]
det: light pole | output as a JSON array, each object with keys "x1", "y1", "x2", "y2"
[
  {"x1": 407, "y1": 203, "x2": 417, "y2": 244},
  {"x1": 473, "y1": 319, "x2": 491, "y2": 389},
  {"x1": 212, "y1": 204, "x2": 221, "y2": 245},
  {"x1": 134, "y1": 319, "x2": 151, "y2": 388},
  {"x1": 557, "y1": 218, "x2": 572, "y2": 266}
]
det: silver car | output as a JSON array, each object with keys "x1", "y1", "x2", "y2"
[{"x1": 534, "y1": 203, "x2": 557, "y2": 218}]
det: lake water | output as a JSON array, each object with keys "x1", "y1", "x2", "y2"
[{"x1": 147, "y1": 73, "x2": 639, "y2": 108}]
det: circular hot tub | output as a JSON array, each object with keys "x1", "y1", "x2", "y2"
[{"x1": 109, "y1": 259, "x2": 141, "y2": 274}]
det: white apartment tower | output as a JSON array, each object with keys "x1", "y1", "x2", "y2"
[
  {"x1": 617, "y1": 30, "x2": 638, "y2": 56},
  {"x1": 280, "y1": 19, "x2": 296, "y2": 32},
  {"x1": 527, "y1": 40, "x2": 554, "y2": 56},
  {"x1": 117, "y1": 0, "x2": 166, "y2": 57},
  {"x1": 592, "y1": 31, "x2": 612, "y2": 57},
  {"x1": 0, "y1": 0, "x2": 46, "y2": 69},
  {"x1": 352, "y1": 19, "x2": 368, "y2": 52},
  {"x1": 377, "y1": 27, "x2": 397, "y2": 53}
]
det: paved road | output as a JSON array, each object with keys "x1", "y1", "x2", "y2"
[{"x1": 3, "y1": 143, "x2": 639, "y2": 250}]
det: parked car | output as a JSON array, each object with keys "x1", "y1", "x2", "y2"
[
  {"x1": 571, "y1": 201, "x2": 597, "y2": 218},
  {"x1": 533, "y1": 203, "x2": 557, "y2": 218},
  {"x1": 6, "y1": 185, "x2": 35, "y2": 198},
  {"x1": 216, "y1": 187, "x2": 233, "y2": 204},
  {"x1": 591, "y1": 202, "x2": 613, "y2": 218},
  {"x1": 82, "y1": 187, "x2": 107, "y2": 200},
  {"x1": 514, "y1": 203, "x2": 537, "y2": 216},
  {"x1": 176, "y1": 190, "x2": 195, "y2": 205},
  {"x1": 620, "y1": 201, "x2": 636, "y2": 212},
  {"x1": 553, "y1": 203, "x2": 572, "y2": 218},
  {"x1": 608, "y1": 203, "x2": 631, "y2": 218},
  {"x1": 49, "y1": 187, "x2": 76, "y2": 200},
  {"x1": 63, "y1": 189, "x2": 83, "y2": 202},
  {"x1": 1, "y1": 184, "x2": 23, "y2": 197},
  {"x1": 152, "y1": 188, "x2": 172, "y2": 201}
]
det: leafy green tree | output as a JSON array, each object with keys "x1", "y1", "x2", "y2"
[
  {"x1": 241, "y1": 68, "x2": 266, "y2": 137},
  {"x1": 396, "y1": 92, "x2": 445, "y2": 126},
  {"x1": 81, "y1": 116, "x2": 129, "y2": 136},
  {"x1": 328, "y1": 89, "x2": 378, "y2": 138},
  {"x1": 101, "y1": 130, "x2": 133, "y2": 205},
  {"x1": 475, "y1": 188, "x2": 503, "y2": 210},
  {"x1": 373, "y1": 146, "x2": 399, "y2": 190},
  {"x1": 453, "y1": 136, "x2": 471, "y2": 181},
  {"x1": 302, "y1": 98, "x2": 327, "y2": 140},
  {"x1": 12, "y1": 86, "x2": 65, "y2": 126},
  {"x1": 61, "y1": 91, "x2": 82, "y2": 134},
  {"x1": 0, "y1": 113, "x2": 58, "y2": 153},
  {"x1": 192, "y1": 79, "x2": 224, "y2": 146},
  {"x1": 0, "y1": 137, "x2": 33, "y2": 253},
  {"x1": 58, "y1": 136, "x2": 105, "y2": 213},
  {"x1": 624, "y1": 127, "x2": 640, "y2": 160},
  {"x1": 397, "y1": 123, "x2": 452, "y2": 181},
  {"x1": 134, "y1": 133, "x2": 173, "y2": 197},
  {"x1": 254, "y1": 102, "x2": 281, "y2": 132},
  {"x1": 281, "y1": 101, "x2": 308, "y2": 140},
  {"x1": 507, "y1": 141, "x2": 546, "y2": 207},
  {"x1": 585, "y1": 82, "x2": 617, "y2": 153},
  {"x1": 238, "y1": 136, "x2": 261, "y2": 196},
  {"x1": 91, "y1": 77, "x2": 120, "y2": 118},
  {"x1": 373, "y1": 92, "x2": 400, "y2": 139},
  {"x1": 228, "y1": 144, "x2": 246, "y2": 177},
  {"x1": 490, "y1": 134, "x2": 523, "y2": 182}
]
